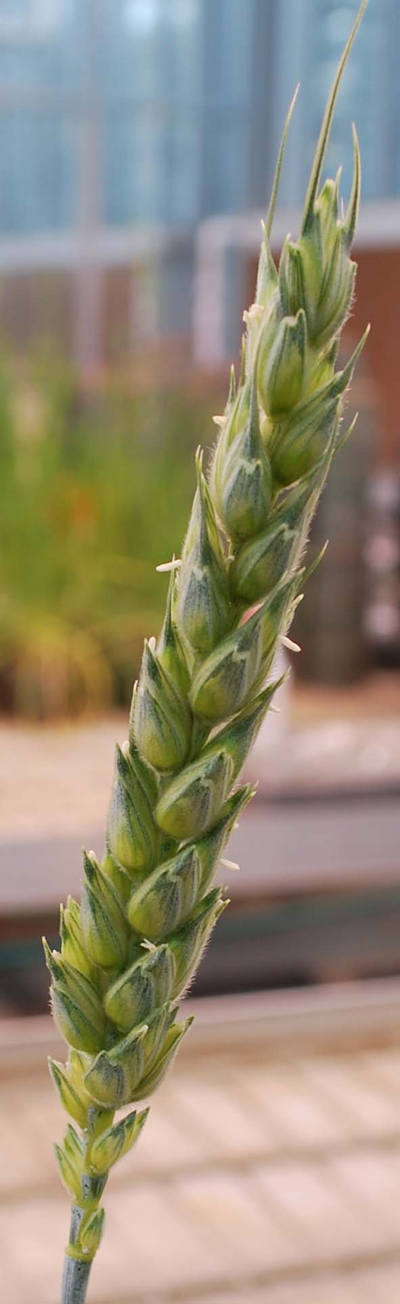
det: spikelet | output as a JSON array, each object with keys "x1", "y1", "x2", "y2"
[
  {"x1": 106, "y1": 739, "x2": 159, "y2": 876},
  {"x1": 210, "y1": 370, "x2": 272, "y2": 543},
  {"x1": 45, "y1": 7, "x2": 369, "y2": 1294},
  {"x1": 177, "y1": 449, "x2": 232, "y2": 654}
]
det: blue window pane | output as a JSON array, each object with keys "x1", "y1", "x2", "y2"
[
  {"x1": 0, "y1": 112, "x2": 77, "y2": 232},
  {"x1": 312, "y1": 3, "x2": 388, "y2": 200},
  {"x1": 103, "y1": 106, "x2": 201, "y2": 226},
  {"x1": 103, "y1": 112, "x2": 160, "y2": 224},
  {"x1": 159, "y1": 119, "x2": 200, "y2": 225},
  {"x1": 271, "y1": 0, "x2": 400, "y2": 207},
  {"x1": 200, "y1": 117, "x2": 248, "y2": 216},
  {"x1": 0, "y1": 0, "x2": 398, "y2": 242},
  {"x1": 98, "y1": 3, "x2": 159, "y2": 98},
  {"x1": 99, "y1": 0, "x2": 201, "y2": 99},
  {"x1": 101, "y1": 0, "x2": 203, "y2": 224},
  {"x1": 207, "y1": 0, "x2": 252, "y2": 108},
  {"x1": 0, "y1": 2, "x2": 83, "y2": 90},
  {"x1": 0, "y1": 1, "x2": 33, "y2": 20}
]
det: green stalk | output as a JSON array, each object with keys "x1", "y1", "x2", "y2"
[{"x1": 44, "y1": 6, "x2": 369, "y2": 1299}]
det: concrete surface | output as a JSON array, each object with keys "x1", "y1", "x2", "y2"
[
  {"x1": 1, "y1": 677, "x2": 400, "y2": 913},
  {"x1": 1, "y1": 983, "x2": 400, "y2": 1304}
]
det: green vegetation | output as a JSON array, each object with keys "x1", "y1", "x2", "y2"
[{"x1": 0, "y1": 350, "x2": 219, "y2": 718}]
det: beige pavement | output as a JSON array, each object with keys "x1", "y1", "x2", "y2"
[
  {"x1": 1, "y1": 986, "x2": 400, "y2": 1304},
  {"x1": 2, "y1": 675, "x2": 400, "y2": 916},
  {"x1": 1, "y1": 675, "x2": 400, "y2": 844}
]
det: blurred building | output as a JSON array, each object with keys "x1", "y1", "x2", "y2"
[
  {"x1": 0, "y1": 3, "x2": 399, "y2": 390},
  {"x1": 0, "y1": 1, "x2": 399, "y2": 671}
]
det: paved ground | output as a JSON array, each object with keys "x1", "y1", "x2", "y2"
[
  {"x1": 2, "y1": 790, "x2": 400, "y2": 919},
  {"x1": 1, "y1": 674, "x2": 400, "y2": 841},
  {"x1": 1, "y1": 676, "x2": 400, "y2": 913},
  {"x1": 1, "y1": 985, "x2": 400, "y2": 1304},
  {"x1": 1, "y1": 681, "x2": 399, "y2": 1299}
]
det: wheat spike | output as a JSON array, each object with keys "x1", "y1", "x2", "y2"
[{"x1": 45, "y1": 7, "x2": 369, "y2": 1300}]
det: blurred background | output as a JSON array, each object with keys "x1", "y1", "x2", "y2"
[{"x1": 1, "y1": 2, "x2": 400, "y2": 1302}]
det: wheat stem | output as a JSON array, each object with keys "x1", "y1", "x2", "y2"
[{"x1": 61, "y1": 1252, "x2": 92, "y2": 1304}]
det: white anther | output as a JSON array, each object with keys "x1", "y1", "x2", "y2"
[
  {"x1": 156, "y1": 558, "x2": 182, "y2": 573},
  {"x1": 280, "y1": 634, "x2": 301, "y2": 652},
  {"x1": 243, "y1": 302, "x2": 263, "y2": 326}
]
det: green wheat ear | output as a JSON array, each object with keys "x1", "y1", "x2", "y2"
[{"x1": 45, "y1": 4, "x2": 369, "y2": 1300}]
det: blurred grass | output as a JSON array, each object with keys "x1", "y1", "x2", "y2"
[{"x1": 0, "y1": 345, "x2": 221, "y2": 719}]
